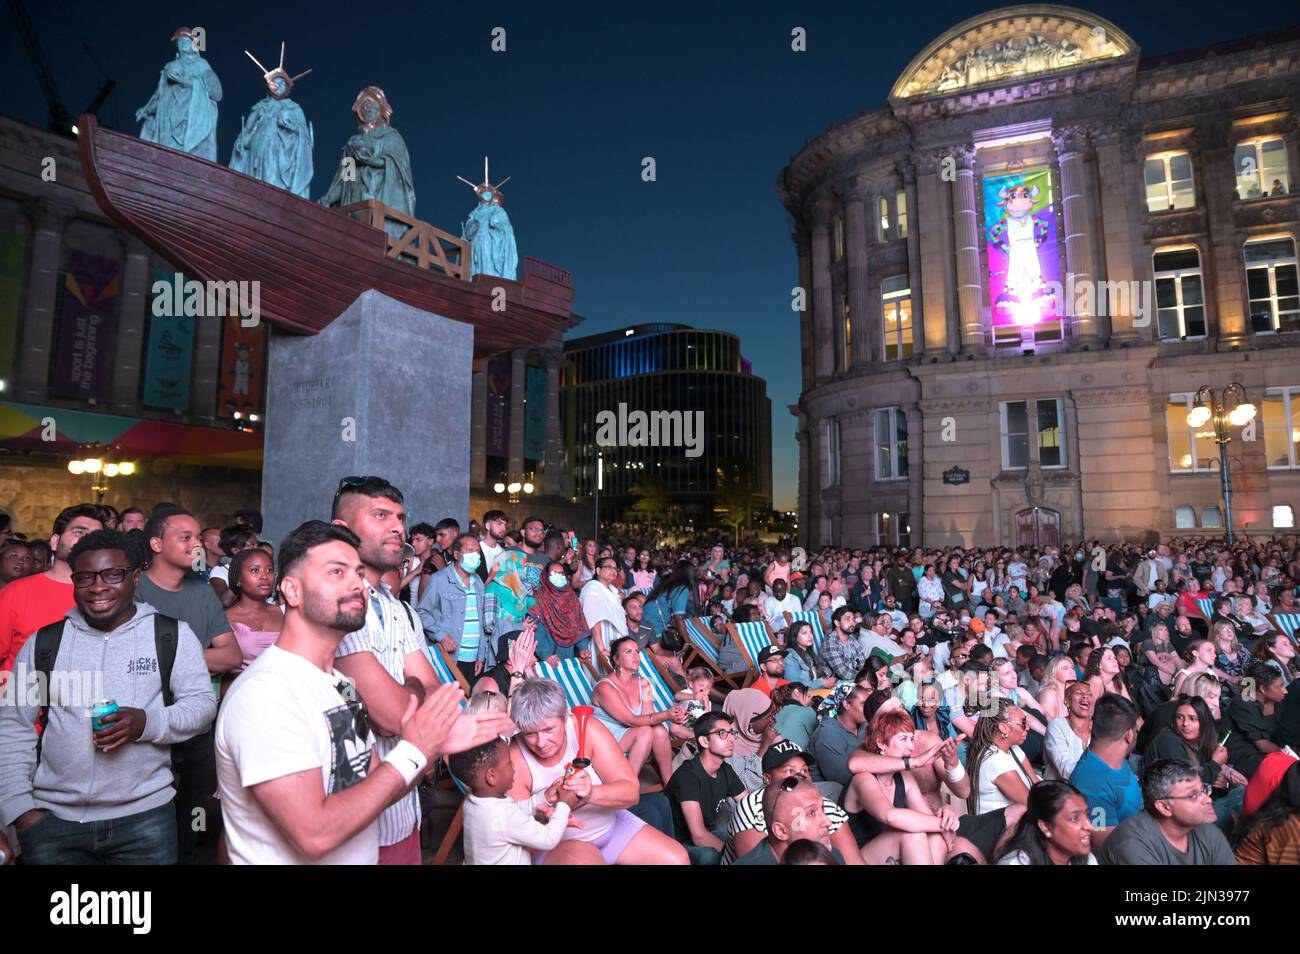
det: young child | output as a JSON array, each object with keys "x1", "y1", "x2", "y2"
[
  {"x1": 674, "y1": 667, "x2": 719, "y2": 724},
  {"x1": 452, "y1": 737, "x2": 580, "y2": 865}
]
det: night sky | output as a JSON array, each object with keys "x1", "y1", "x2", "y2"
[{"x1": 2, "y1": 0, "x2": 1284, "y2": 509}]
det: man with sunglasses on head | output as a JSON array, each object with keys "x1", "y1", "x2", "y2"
[
  {"x1": 666, "y1": 711, "x2": 746, "y2": 864},
  {"x1": 734, "y1": 776, "x2": 840, "y2": 865},
  {"x1": 216, "y1": 521, "x2": 511, "y2": 864},
  {"x1": 0, "y1": 529, "x2": 216, "y2": 864},
  {"x1": 329, "y1": 476, "x2": 446, "y2": 865}
]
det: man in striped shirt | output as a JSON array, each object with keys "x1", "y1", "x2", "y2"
[
  {"x1": 418, "y1": 534, "x2": 488, "y2": 685},
  {"x1": 331, "y1": 477, "x2": 442, "y2": 865}
]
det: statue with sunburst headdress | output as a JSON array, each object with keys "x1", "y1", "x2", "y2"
[
  {"x1": 458, "y1": 157, "x2": 518, "y2": 280},
  {"x1": 136, "y1": 27, "x2": 222, "y2": 160},
  {"x1": 229, "y1": 43, "x2": 314, "y2": 197}
]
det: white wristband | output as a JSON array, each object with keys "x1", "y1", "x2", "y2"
[
  {"x1": 384, "y1": 740, "x2": 428, "y2": 786},
  {"x1": 946, "y1": 762, "x2": 966, "y2": 784}
]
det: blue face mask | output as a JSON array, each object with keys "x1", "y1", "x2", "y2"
[
  {"x1": 460, "y1": 552, "x2": 481, "y2": 572},
  {"x1": 549, "y1": 573, "x2": 568, "y2": 588}
]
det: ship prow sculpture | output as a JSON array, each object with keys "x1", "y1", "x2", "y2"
[{"x1": 76, "y1": 114, "x2": 574, "y2": 354}]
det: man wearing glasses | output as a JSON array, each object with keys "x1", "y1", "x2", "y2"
[
  {"x1": 580, "y1": 556, "x2": 627, "y2": 670},
  {"x1": 1100, "y1": 759, "x2": 1235, "y2": 864},
  {"x1": 665, "y1": 712, "x2": 746, "y2": 864},
  {"x1": 0, "y1": 529, "x2": 216, "y2": 864}
]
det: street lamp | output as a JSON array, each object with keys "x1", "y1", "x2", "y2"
[
  {"x1": 492, "y1": 471, "x2": 536, "y2": 526},
  {"x1": 1186, "y1": 383, "x2": 1256, "y2": 544},
  {"x1": 67, "y1": 443, "x2": 136, "y2": 503}
]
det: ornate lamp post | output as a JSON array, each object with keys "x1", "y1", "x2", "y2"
[
  {"x1": 492, "y1": 471, "x2": 535, "y2": 527},
  {"x1": 67, "y1": 442, "x2": 137, "y2": 504},
  {"x1": 1186, "y1": 384, "x2": 1256, "y2": 544}
]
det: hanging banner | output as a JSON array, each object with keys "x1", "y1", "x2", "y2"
[
  {"x1": 486, "y1": 355, "x2": 511, "y2": 458},
  {"x1": 217, "y1": 313, "x2": 267, "y2": 418},
  {"x1": 0, "y1": 233, "x2": 26, "y2": 380},
  {"x1": 142, "y1": 269, "x2": 197, "y2": 409},
  {"x1": 50, "y1": 249, "x2": 119, "y2": 402},
  {"x1": 524, "y1": 365, "x2": 547, "y2": 461},
  {"x1": 983, "y1": 167, "x2": 1061, "y2": 327}
]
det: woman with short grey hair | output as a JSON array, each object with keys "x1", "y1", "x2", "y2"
[{"x1": 505, "y1": 678, "x2": 687, "y2": 865}]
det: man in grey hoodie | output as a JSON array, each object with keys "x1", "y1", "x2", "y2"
[{"x1": 0, "y1": 529, "x2": 216, "y2": 864}]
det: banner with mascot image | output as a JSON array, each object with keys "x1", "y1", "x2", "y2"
[{"x1": 983, "y1": 167, "x2": 1060, "y2": 327}]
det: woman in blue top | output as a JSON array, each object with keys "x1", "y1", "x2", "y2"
[
  {"x1": 642, "y1": 560, "x2": 695, "y2": 636},
  {"x1": 783, "y1": 620, "x2": 837, "y2": 690}
]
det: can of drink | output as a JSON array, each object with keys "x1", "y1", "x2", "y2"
[{"x1": 91, "y1": 699, "x2": 119, "y2": 733}]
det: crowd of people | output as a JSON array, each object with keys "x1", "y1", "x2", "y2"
[{"x1": 1, "y1": 496, "x2": 1299, "y2": 866}]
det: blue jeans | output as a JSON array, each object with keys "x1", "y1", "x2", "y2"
[
  {"x1": 533, "y1": 620, "x2": 591, "y2": 661},
  {"x1": 17, "y1": 802, "x2": 177, "y2": 865}
]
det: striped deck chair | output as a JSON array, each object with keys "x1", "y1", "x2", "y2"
[
  {"x1": 679, "y1": 616, "x2": 745, "y2": 689},
  {"x1": 1195, "y1": 597, "x2": 1216, "y2": 621},
  {"x1": 640, "y1": 650, "x2": 678, "y2": 712},
  {"x1": 423, "y1": 643, "x2": 472, "y2": 864},
  {"x1": 784, "y1": 611, "x2": 826, "y2": 654},
  {"x1": 534, "y1": 657, "x2": 599, "y2": 707},
  {"x1": 727, "y1": 620, "x2": 777, "y2": 687},
  {"x1": 1272, "y1": 613, "x2": 1300, "y2": 642},
  {"x1": 424, "y1": 641, "x2": 472, "y2": 694}
]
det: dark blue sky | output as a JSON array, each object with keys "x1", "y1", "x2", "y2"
[{"x1": 2, "y1": 0, "x2": 1278, "y2": 509}]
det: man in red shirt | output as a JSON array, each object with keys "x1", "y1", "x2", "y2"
[
  {"x1": 0, "y1": 504, "x2": 103, "y2": 673},
  {"x1": 753, "y1": 646, "x2": 790, "y2": 698}
]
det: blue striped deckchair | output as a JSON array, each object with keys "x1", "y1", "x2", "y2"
[
  {"x1": 639, "y1": 650, "x2": 677, "y2": 711},
  {"x1": 785, "y1": 611, "x2": 826, "y2": 654},
  {"x1": 535, "y1": 657, "x2": 598, "y2": 708},
  {"x1": 1195, "y1": 597, "x2": 1215, "y2": 620},
  {"x1": 680, "y1": 616, "x2": 745, "y2": 688},
  {"x1": 424, "y1": 642, "x2": 471, "y2": 694},
  {"x1": 1272, "y1": 613, "x2": 1300, "y2": 642},
  {"x1": 727, "y1": 621, "x2": 777, "y2": 683}
]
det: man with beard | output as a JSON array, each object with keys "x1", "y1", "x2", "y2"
[
  {"x1": 0, "y1": 505, "x2": 103, "y2": 674},
  {"x1": 216, "y1": 521, "x2": 512, "y2": 864},
  {"x1": 478, "y1": 510, "x2": 509, "y2": 575},
  {"x1": 330, "y1": 477, "x2": 444, "y2": 864}
]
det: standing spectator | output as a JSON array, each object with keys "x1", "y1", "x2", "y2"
[
  {"x1": 0, "y1": 529, "x2": 216, "y2": 864},
  {"x1": 120, "y1": 507, "x2": 147, "y2": 532},
  {"x1": 0, "y1": 504, "x2": 103, "y2": 673},
  {"x1": 1067, "y1": 693, "x2": 1142, "y2": 849},
  {"x1": 1100, "y1": 760, "x2": 1236, "y2": 864},
  {"x1": 221, "y1": 547, "x2": 284, "y2": 694},
  {"x1": 666, "y1": 712, "x2": 746, "y2": 864},
  {"x1": 400, "y1": 522, "x2": 436, "y2": 602},
  {"x1": 527, "y1": 560, "x2": 593, "y2": 665},
  {"x1": 418, "y1": 533, "x2": 487, "y2": 684},
  {"x1": 216, "y1": 521, "x2": 509, "y2": 864},
  {"x1": 886, "y1": 555, "x2": 917, "y2": 613},
  {"x1": 208, "y1": 525, "x2": 259, "y2": 609},
  {"x1": 477, "y1": 510, "x2": 509, "y2": 574},
  {"x1": 0, "y1": 540, "x2": 35, "y2": 591}
]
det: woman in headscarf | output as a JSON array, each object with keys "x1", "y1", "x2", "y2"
[
  {"x1": 723, "y1": 688, "x2": 777, "y2": 791},
  {"x1": 531, "y1": 560, "x2": 594, "y2": 666}
]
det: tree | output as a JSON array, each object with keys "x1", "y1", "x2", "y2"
[
  {"x1": 628, "y1": 477, "x2": 670, "y2": 527},
  {"x1": 714, "y1": 458, "x2": 758, "y2": 546}
]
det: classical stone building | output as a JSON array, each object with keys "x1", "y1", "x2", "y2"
[{"x1": 778, "y1": 5, "x2": 1300, "y2": 548}]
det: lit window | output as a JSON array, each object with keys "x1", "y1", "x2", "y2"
[
  {"x1": 1201, "y1": 506, "x2": 1222, "y2": 529},
  {"x1": 1245, "y1": 237, "x2": 1299, "y2": 334},
  {"x1": 1275, "y1": 505, "x2": 1295, "y2": 529},
  {"x1": 1037, "y1": 398, "x2": 1065, "y2": 468},
  {"x1": 826, "y1": 417, "x2": 841, "y2": 485},
  {"x1": 1153, "y1": 248, "x2": 1206, "y2": 339},
  {"x1": 1175, "y1": 505, "x2": 1197, "y2": 529},
  {"x1": 833, "y1": 213, "x2": 845, "y2": 261},
  {"x1": 881, "y1": 276, "x2": 912, "y2": 361},
  {"x1": 875, "y1": 407, "x2": 908, "y2": 480},
  {"x1": 1166, "y1": 393, "x2": 1219, "y2": 473},
  {"x1": 1262, "y1": 387, "x2": 1300, "y2": 469},
  {"x1": 1234, "y1": 138, "x2": 1290, "y2": 200},
  {"x1": 1143, "y1": 152, "x2": 1195, "y2": 212},
  {"x1": 896, "y1": 189, "x2": 908, "y2": 239},
  {"x1": 878, "y1": 196, "x2": 890, "y2": 242},
  {"x1": 841, "y1": 297, "x2": 852, "y2": 371}
]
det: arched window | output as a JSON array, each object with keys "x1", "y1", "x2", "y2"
[
  {"x1": 1175, "y1": 506, "x2": 1197, "y2": 529},
  {"x1": 1275, "y1": 505, "x2": 1295, "y2": 529}
]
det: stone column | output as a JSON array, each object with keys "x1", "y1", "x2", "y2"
[
  {"x1": 470, "y1": 368, "x2": 487, "y2": 488},
  {"x1": 951, "y1": 145, "x2": 985, "y2": 354},
  {"x1": 810, "y1": 201, "x2": 834, "y2": 382},
  {"x1": 844, "y1": 187, "x2": 873, "y2": 366},
  {"x1": 913, "y1": 151, "x2": 954, "y2": 355},
  {"x1": 112, "y1": 234, "x2": 151, "y2": 413},
  {"x1": 793, "y1": 224, "x2": 814, "y2": 392},
  {"x1": 189, "y1": 298, "x2": 222, "y2": 422},
  {"x1": 1095, "y1": 129, "x2": 1143, "y2": 344},
  {"x1": 508, "y1": 348, "x2": 526, "y2": 476},
  {"x1": 793, "y1": 412, "x2": 810, "y2": 548},
  {"x1": 17, "y1": 199, "x2": 75, "y2": 402},
  {"x1": 903, "y1": 161, "x2": 925, "y2": 357},
  {"x1": 543, "y1": 346, "x2": 563, "y2": 496},
  {"x1": 1199, "y1": 122, "x2": 1249, "y2": 347},
  {"x1": 1054, "y1": 126, "x2": 1102, "y2": 347}
]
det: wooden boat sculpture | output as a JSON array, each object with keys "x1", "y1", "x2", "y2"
[{"x1": 76, "y1": 115, "x2": 576, "y2": 356}]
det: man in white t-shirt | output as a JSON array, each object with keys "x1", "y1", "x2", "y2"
[
  {"x1": 215, "y1": 520, "x2": 511, "y2": 865},
  {"x1": 762, "y1": 579, "x2": 802, "y2": 636},
  {"x1": 478, "y1": 510, "x2": 509, "y2": 574},
  {"x1": 1006, "y1": 553, "x2": 1028, "y2": 592}
]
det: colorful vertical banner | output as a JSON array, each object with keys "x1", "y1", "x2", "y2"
[
  {"x1": 217, "y1": 314, "x2": 266, "y2": 418},
  {"x1": 524, "y1": 365, "x2": 547, "y2": 461},
  {"x1": 486, "y1": 355, "x2": 511, "y2": 458},
  {"x1": 50, "y1": 249, "x2": 119, "y2": 402},
  {"x1": 983, "y1": 167, "x2": 1060, "y2": 327},
  {"x1": 142, "y1": 269, "x2": 197, "y2": 409},
  {"x1": 0, "y1": 233, "x2": 27, "y2": 380}
]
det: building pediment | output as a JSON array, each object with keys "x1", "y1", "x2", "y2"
[{"x1": 890, "y1": 4, "x2": 1137, "y2": 103}]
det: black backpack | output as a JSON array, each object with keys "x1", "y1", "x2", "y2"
[{"x1": 32, "y1": 614, "x2": 179, "y2": 764}]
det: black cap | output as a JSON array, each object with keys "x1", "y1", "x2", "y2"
[
  {"x1": 762, "y1": 739, "x2": 815, "y2": 774},
  {"x1": 757, "y1": 645, "x2": 787, "y2": 666}
]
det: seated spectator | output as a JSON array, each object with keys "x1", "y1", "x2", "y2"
[
  {"x1": 1138, "y1": 671, "x2": 1222, "y2": 753},
  {"x1": 781, "y1": 839, "x2": 840, "y2": 865},
  {"x1": 1146, "y1": 696, "x2": 1245, "y2": 833},
  {"x1": 761, "y1": 578, "x2": 800, "y2": 637},
  {"x1": 1068, "y1": 694, "x2": 1142, "y2": 848},
  {"x1": 822, "y1": 606, "x2": 867, "y2": 683},
  {"x1": 454, "y1": 737, "x2": 577, "y2": 865},
  {"x1": 1036, "y1": 654, "x2": 1077, "y2": 723},
  {"x1": 1224, "y1": 661, "x2": 1287, "y2": 779},
  {"x1": 1235, "y1": 761, "x2": 1300, "y2": 864},
  {"x1": 752, "y1": 645, "x2": 790, "y2": 697},
  {"x1": 1044, "y1": 681, "x2": 1093, "y2": 782},
  {"x1": 967, "y1": 700, "x2": 1040, "y2": 816},
  {"x1": 783, "y1": 620, "x2": 836, "y2": 689},
  {"x1": 995, "y1": 780, "x2": 1097, "y2": 865},
  {"x1": 734, "y1": 778, "x2": 840, "y2": 865},
  {"x1": 811, "y1": 684, "x2": 869, "y2": 789},
  {"x1": 665, "y1": 712, "x2": 746, "y2": 864},
  {"x1": 674, "y1": 667, "x2": 719, "y2": 723},
  {"x1": 506, "y1": 677, "x2": 687, "y2": 864},
  {"x1": 1242, "y1": 751, "x2": 1298, "y2": 817},
  {"x1": 1171, "y1": 639, "x2": 1225, "y2": 698},
  {"x1": 1256, "y1": 633, "x2": 1297, "y2": 687},
  {"x1": 592, "y1": 636, "x2": 687, "y2": 782},
  {"x1": 1100, "y1": 759, "x2": 1236, "y2": 865},
  {"x1": 772, "y1": 682, "x2": 818, "y2": 749},
  {"x1": 722, "y1": 688, "x2": 778, "y2": 791},
  {"x1": 528, "y1": 560, "x2": 593, "y2": 665}
]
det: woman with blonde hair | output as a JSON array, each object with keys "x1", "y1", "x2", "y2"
[{"x1": 1036, "y1": 654, "x2": 1078, "y2": 722}]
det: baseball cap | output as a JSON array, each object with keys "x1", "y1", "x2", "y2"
[
  {"x1": 761, "y1": 738, "x2": 815, "y2": 774},
  {"x1": 757, "y1": 645, "x2": 787, "y2": 666}
]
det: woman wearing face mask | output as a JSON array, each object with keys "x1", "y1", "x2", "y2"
[{"x1": 530, "y1": 560, "x2": 595, "y2": 667}]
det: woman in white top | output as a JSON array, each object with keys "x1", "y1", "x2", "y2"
[
  {"x1": 995, "y1": 780, "x2": 1097, "y2": 865},
  {"x1": 917, "y1": 565, "x2": 945, "y2": 620},
  {"x1": 966, "y1": 700, "x2": 1039, "y2": 815},
  {"x1": 507, "y1": 678, "x2": 687, "y2": 865}
]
